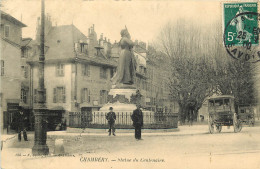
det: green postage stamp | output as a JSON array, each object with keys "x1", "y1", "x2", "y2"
[{"x1": 223, "y1": 2, "x2": 260, "y2": 62}]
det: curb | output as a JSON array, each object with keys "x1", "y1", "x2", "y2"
[
  {"x1": 1, "y1": 135, "x2": 16, "y2": 151},
  {"x1": 66, "y1": 127, "x2": 180, "y2": 133}
]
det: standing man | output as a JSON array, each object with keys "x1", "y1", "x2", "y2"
[
  {"x1": 17, "y1": 107, "x2": 28, "y2": 141},
  {"x1": 106, "y1": 107, "x2": 116, "y2": 136},
  {"x1": 131, "y1": 105, "x2": 143, "y2": 140}
]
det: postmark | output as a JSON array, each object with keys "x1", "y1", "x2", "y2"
[{"x1": 223, "y1": 2, "x2": 260, "y2": 63}]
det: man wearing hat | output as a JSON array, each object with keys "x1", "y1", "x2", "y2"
[
  {"x1": 106, "y1": 107, "x2": 116, "y2": 136},
  {"x1": 17, "y1": 107, "x2": 28, "y2": 141},
  {"x1": 131, "y1": 104, "x2": 143, "y2": 140}
]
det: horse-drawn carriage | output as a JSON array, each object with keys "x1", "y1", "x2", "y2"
[
  {"x1": 207, "y1": 95, "x2": 242, "y2": 133},
  {"x1": 238, "y1": 105, "x2": 255, "y2": 126}
]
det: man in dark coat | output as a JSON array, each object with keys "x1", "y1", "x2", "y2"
[
  {"x1": 131, "y1": 105, "x2": 143, "y2": 140},
  {"x1": 17, "y1": 107, "x2": 28, "y2": 141},
  {"x1": 106, "y1": 107, "x2": 116, "y2": 136}
]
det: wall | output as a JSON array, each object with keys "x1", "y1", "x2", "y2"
[
  {"x1": 32, "y1": 63, "x2": 72, "y2": 111},
  {"x1": 0, "y1": 40, "x2": 21, "y2": 133},
  {"x1": 76, "y1": 63, "x2": 112, "y2": 108},
  {"x1": 0, "y1": 18, "x2": 22, "y2": 45}
]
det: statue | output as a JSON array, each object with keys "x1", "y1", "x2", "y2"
[{"x1": 111, "y1": 27, "x2": 137, "y2": 88}]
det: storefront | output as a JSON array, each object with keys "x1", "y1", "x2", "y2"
[{"x1": 48, "y1": 107, "x2": 65, "y2": 131}]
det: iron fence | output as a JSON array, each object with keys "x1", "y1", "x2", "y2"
[{"x1": 69, "y1": 111, "x2": 178, "y2": 129}]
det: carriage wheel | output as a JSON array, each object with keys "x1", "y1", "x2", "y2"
[
  {"x1": 208, "y1": 115, "x2": 214, "y2": 134},
  {"x1": 233, "y1": 113, "x2": 242, "y2": 133},
  {"x1": 216, "y1": 125, "x2": 222, "y2": 133}
]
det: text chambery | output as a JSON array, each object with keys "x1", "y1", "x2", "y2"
[{"x1": 80, "y1": 156, "x2": 108, "y2": 162}]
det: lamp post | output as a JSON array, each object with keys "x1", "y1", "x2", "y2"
[{"x1": 32, "y1": 0, "x2": 49, "y2": 155}]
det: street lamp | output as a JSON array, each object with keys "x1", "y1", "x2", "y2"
[{"x1": 32, "y1": 0, "x2": 49, "y2": 155}]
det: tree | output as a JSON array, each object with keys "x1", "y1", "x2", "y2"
[
  {"x1": 154, "y1": 19, "x2": 258, "y2": 124},
  {"x1": 208, "y1": 21, "x2": 258, "y2": 109},
  {"x1": 156, "y1": 20, "x2": 215, "y2": 123}
]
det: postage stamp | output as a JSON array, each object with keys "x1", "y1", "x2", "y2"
[
  {"x1": 223, "y1": 2, "x2": 260, "y2": 62},
  {"x1": 223, "y1": 2, "x2": 258, "y2": 46}
]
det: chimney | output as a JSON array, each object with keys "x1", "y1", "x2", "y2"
[
  {"x1": 108, "y1": 39, "x2": 110, "y2": 43},
  {"x1": 88, "y1": 28, "x2": 90, "y2": 35},
  {"x1": 92, "y1": 24, "x2": 95, "y2": 31},
  {"x1": 100, "y1": 33, "x2": 103, "y2": 40},
  {"x1": 104, "y1": 37, "x2": 107, "y2": 41}
]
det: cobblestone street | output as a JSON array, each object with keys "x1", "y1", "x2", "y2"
[{"x1": 2, "y1": 123, "x2": 260, "y2": 169}]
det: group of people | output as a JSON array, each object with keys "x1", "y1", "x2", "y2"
[
  {"x1": 16, "y1": 105, "x2": 143, "y2": 142},
  {"x1": 106, "y1": 105, "x2": 143, "y2": 140}
]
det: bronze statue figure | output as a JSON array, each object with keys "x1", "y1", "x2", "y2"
[{"x1": 111, "y1": 27, "x2": 137, "y2": 87}]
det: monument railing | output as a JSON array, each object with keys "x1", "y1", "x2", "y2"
[{"x1": 69, "y1": 111, "x2": 178, "y2": 129}]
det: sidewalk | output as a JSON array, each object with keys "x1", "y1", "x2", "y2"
[{"x1": 48, "y1": 125, "x2": 208, "y2": 137}]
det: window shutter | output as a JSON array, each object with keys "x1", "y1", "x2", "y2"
[
  {"x1": 74, "y1": 43, "x2": 80, "y2": 52},
  {"x1": 100, "y1": 67, "x2": 102, "y2": 78},
  {"x1": 88, "y1": 90, "x2": 91, "y2": 103},
  {"x1": 99, "y1": 90, "x2": 102, "y2": 104},
  {"x1": 53, "y1": 88, "x2": 57, "y2": 103},
  {"x1": 56, "y1": 65, "x2": 58, "y2": 77},
  {"x1": 62, "y1": 87, "x2": 66, "y2": 103},
  {"x1": 61, "y1": 65, "x2": 64, "y2": 76},
  {"x1": 44, "y1": 88, "x2": 46, "y2": 102},
  {"x1": 86, "y1": 88, "x2": 88, "y2": 103},
  {"x1": 25, "y1": 66, "x2": 28, "y2": 78},
  {"x1": 0, "y1": 60, "x2": 4, "y2": 75},
  {"x1": 34, "y1": 89, "x2": 37, "y2": 103},
  {"x1": 81, "y1": 64, "x2": 84, "y2": 76},
  {"x1": 81, "y1": 88, "x2": 83, "y2": 103},
  {"x1": 87, "y1": 65, "x2": 90, "y2": 76}
]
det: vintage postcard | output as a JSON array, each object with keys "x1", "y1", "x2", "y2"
[{"x1": 0, "y1": 0, "x2": 260, "y2": 169}]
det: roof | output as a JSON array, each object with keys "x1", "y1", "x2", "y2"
[
  {"x1": 43, "y1": 24, "x2": 85, "y2": 60},
  {"x1": 21, "y1": 38, "x2": 32, "y2": 47},
  {"x1": 1, "y1": 11, "x2": 27, "y2": 27},
  {"x1": 27, "y1": 24, "x2": 116, "y2": 67},
  {"x1": 208, "y1": 95, "x2": 235, "y2": 100}
]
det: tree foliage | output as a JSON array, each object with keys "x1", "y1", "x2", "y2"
[{"x1": 155, "y1": 19, "x2": 258, "y2": 123}]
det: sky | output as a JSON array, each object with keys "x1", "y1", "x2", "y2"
[{"x1": 1, "y1": 0, "x2": 222, "y2": 43}]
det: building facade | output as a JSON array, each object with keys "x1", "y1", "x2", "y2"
[
  {"x1": 0, "y1": 12, "x2": 26, "y2": 133},
  {"x1": 26, "y1": 19, "x2": 116, "y2": 129}
]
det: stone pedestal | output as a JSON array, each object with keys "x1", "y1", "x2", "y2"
[
  {"x1": 92, "y1": 86, "x2": 155, "y2": 128},
  {"x1": 101, "y1": 88, "x2": 138, "y2": 112}
]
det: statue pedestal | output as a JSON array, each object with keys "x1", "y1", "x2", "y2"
[
  {"x1": 109, "y1": 88, "x2": 136, "y2": 102},
  {"x1": 100, "y1": 88, "x2": 137, "y2": 112},
  {"x1": 92, "y1": 86, "x2": 157, "y2": 128}
]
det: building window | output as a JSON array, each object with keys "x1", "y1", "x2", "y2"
[
  {"x1": 82, "y1": 64, "x2": 90, "y2": 76},
  {"x1": 34, "y1": 89, "x2": 37, "y2": 103},
  {"x1": 99, "y1": 90, "x2": 107, "y2": 105},
  {"x1": 21, "y1": 89, "x2": 28, "y2": 104},
  {"x1": 80, "y1": 43, "x2": 87, "y2": 53},
  {"x1": 53, "y1": 87, "x2": 66, "y2": 103},
  {"x1": 81, "y1": 88, "x2": 90, "y2": 103},
  {"x1": 0, "y1": 93, "x2": 2, "y2": 107},
  {"x1": 21, "y1": 66, "x2": 28, "y2": 78},
  {"x1": 4, "y1": 25, "x2": 10, "y2": 38},
  {"x1": 21, "y1": 48, "x2": 28, "y2": 58},
  {"x1": 0, "y1": 60, "x2": 4, "y2": 76},
  {"x1": 56, "y1": 64, "x2": 64, "y2": 76},
  {"x1": 110, "y1": 69, "x2": 114, "y2": 79},
  {"x1": 100, "y1": 67, "x2": 107, "y2": 79},
  {"x1": 88, "y1": 90, "x2": 91, "y2": 103},
  {"x1": 33, "y1": 89, "x2": 46, "y2": 103}
]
